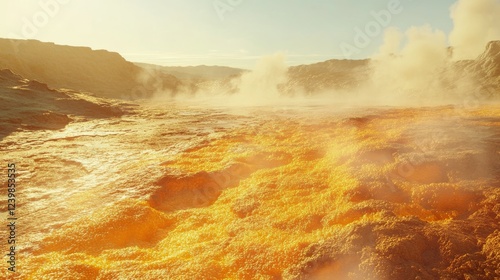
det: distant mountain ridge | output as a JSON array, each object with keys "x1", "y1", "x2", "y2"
[
  {"x1": 0, "y1": 38, "x2": 498, "y2": 99},
  {"x1": 0, "y1": 38, "x2": 181, "y2": 99},
  {"x1": 286, "y1": 59, "x2": 370, "y2": 94}
]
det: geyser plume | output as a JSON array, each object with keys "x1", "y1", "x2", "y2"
[
  {"x1": 449, "y1": 0, "x2": 500, "y2": 60},
  {"x1": 229, "y1": 53, "x2": 288, "y2": 105},
  {"x1": 368, "y1": 26, "x2": 452, "y2": 104}
]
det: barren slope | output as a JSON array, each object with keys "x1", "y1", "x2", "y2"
[{"x1": 0, "y1": 68, "x2": 131, "y2": 140}]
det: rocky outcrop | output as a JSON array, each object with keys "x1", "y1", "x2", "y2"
[{"x1": 471, "y1": 41, "x2": 500, "y2": 90}]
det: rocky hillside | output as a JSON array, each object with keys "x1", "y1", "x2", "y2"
[
  {"x1": 0, "y1": 39, "x2": 181, "y2": 99},
  {"x1": 286, "y1": 59, "x2": 370, "y2": 94},
  {"x1": 136, "y1": 63, "x2": 245, "y2": 81},
  {"x1": 468, "y1": 41, "x2": 500, "y2": 94}
]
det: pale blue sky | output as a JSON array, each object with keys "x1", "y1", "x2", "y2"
[{"x1": 1, "y1": 0, "x2": 457, "y2": 68}]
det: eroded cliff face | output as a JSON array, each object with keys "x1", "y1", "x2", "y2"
[
  {"x1": 471, "y1": 41, "x2": 500, "y2": 91},
  {"x1": 0, "y1": 39, "x2": 182, "y2": 99}
]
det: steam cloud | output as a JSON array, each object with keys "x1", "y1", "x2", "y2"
[
  {"x1": 369, "y1": 26, "x2": 450, "y2": 104},
  {"x1": 228, "y1": 53, "x2": 288, "y2": 106},
  {"x1": 449, "y1": 0, "x2": 500, "y2": 60},
  {"x1": 365, "y1": 0, "x2": 500, "y2": 105}
]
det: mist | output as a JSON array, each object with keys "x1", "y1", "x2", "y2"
[
  {"x1": 227, "y1": 53, "x2": 289, "y2": 106},
  {"x1": 367, "y1": 26, "x2": 451, "y2": 105},
  {"x1": 363, "y1": 0, "x2": 500, "y2": 106}
]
